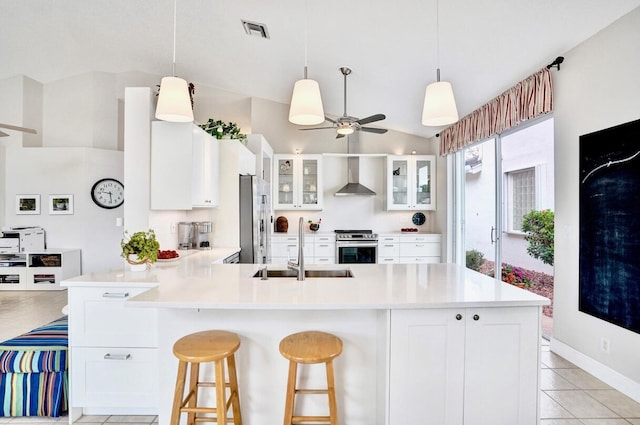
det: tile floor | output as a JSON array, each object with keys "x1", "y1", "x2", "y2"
[{"x1": 1, "y1": 290, "x2": 640, "y2": 424}]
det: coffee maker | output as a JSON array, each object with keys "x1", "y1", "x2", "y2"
[
  {"x1": 178, "y1": 222, "x2": 212, "y2": 250},
  {"x1": 194, "y1": 221, "x2": 212, "y2": 250}
]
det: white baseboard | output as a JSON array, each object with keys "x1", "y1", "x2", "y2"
[{"x1": 550, "y1": 338, "x2": 640, "y2": 402}]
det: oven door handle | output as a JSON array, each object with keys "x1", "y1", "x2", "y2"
[{"x1": 336, "y1": 242, "x2": 379, "y2": 248}]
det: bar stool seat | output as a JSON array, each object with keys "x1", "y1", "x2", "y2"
[
  {"x1": 171, "y1": 330, "x2": 242, "y2": 425},
  {"x1": 279, "y1": 331, "x2": 343, "y2": 425}
]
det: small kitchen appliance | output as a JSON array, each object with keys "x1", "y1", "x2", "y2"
[
  {"x1": 195, "y1": 221, "x2": 212, "y2": 250},
  {"x1": 335, "y1": 230, "x2": 378, "y2": 264}
]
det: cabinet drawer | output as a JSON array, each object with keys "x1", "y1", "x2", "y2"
[
  {"x1": 271, "y1": 243, "x2": 298, "y2": 258},
  {"x1": 313, "y1": 257, "x2": 335, "y2": 265},
  {"x1": 71, "y1": 347, "x2": 158, "y2": 408},
  {"x1": 399, "y1": 242, "x2": 440, "y2": 257},
  {"x1": 378, "y1": 235, "x2": 400, "y2": 243},
  {"x1": 271, "y1": 236, "x2": 298, "y2": 243},
  {"x1": 314, "y1": 243, "x2": 335, "y2": 257},
  {"x1": 400, "y1": 256, "x2": 440, "y2": 264},
  {"x1": 313, "y1": 235, "x2": 334, "y2": 243},
  {"x1": 68, "y1": 287, "x2": 157, "y2": 347},
  {"x1": 400, "y1": 234, "x2": 441, "y2": 243},
  {"x1": 378, "y1": 243, "x2": 399, "y2": 257},
  {"x1": 378, "y1": 257, "x2": 399, "y2": 264}
]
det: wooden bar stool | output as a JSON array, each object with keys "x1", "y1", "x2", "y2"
[
  {"x1": 170, "y1": 330, "x2": 242, "y2": 425},
  {"x1": 279, "y1": 331, "x2": 343, "y2": 425}
]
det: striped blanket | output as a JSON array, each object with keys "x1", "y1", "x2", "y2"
[{"x1": 0, "y1": 317, "x2": 68, "y2": 417}]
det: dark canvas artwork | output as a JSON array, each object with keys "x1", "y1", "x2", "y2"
[{"x1": 579, "y1": 118, "x2": 640, "y2": 334}]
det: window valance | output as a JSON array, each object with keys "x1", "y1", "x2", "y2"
[{"x1": 439, "y1": 67, "x2": 553, "y2": 155}]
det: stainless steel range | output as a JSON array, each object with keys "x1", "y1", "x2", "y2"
[{"x1": 335, "y1": 230, "x2": 378, "y2": 264}]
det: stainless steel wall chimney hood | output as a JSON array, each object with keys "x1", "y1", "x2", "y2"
[{"x1": 335, "y1": 156, "x2": 376, "y2": 196}]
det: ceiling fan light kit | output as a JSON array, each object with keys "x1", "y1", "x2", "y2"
[
  {"x1": 301, "y1": 66, "x2": 388, "y2": 138},
  {"x1": 421, "y1": 0, "x2": 459, "y2": 127},
  {"x1": 155, "y1": 0, "x2": 193, "y2": 123}
]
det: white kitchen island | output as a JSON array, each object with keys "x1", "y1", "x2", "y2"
[{"x1": 62, "y1": 252, "x2": 549, "y2": 425}]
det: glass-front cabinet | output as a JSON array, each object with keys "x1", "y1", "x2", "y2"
[
  {"x1": 386, "y1": 155, "x2": 436, "y2": 210},
  {"x1": 273, "y1": 154, "x2": 323, "y2": 210}
]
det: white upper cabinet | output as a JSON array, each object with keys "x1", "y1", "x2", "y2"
[
  {"x1": 151, "y1": 122, "x2": 220, "y2": 210},
  {"x1": 191, "y1": 127, "x2": 219, "y2": 208},
  {"x1": 273, "y1": 154, "x2": 323, "y2": 210},
  {"x1": 150, "y1": 122, "x2": 193, "y2": 210},
  {"x1": 386, "y1": 155, "x2": 436, "y2": 211}
]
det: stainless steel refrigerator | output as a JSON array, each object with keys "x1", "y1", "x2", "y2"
[{"x1": 239, "y1": 175, "x2": 272, "y2": 264}]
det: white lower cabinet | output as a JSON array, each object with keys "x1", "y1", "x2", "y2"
[
  {"x1": 389, "y1": 307, "x2": 540, "y2": 425},
  {"x1": 270, "y1": 234, "x2": 351, "y2": 265},
  {"x1": 72, "y1": 347, "x2": 158, "y2": 408},
  {"x1": 67, "y1": 286, "x2": 158, "y2": 414},
  {"x1": 378, "y1": 234, "x2": 441, "y2": 264}
]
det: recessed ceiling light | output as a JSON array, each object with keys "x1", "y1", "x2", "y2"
[{"x1": 241, "y1": 20, "x2": 270, "y2": 39}]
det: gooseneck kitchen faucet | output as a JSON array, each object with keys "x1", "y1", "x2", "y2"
[{"x1": 287, "y1": 217, "x2": 305, "y2": 281}]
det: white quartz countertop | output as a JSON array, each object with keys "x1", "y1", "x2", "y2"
[{"x1": 62, "y1": 249, "x2": 549, "y2": 310}]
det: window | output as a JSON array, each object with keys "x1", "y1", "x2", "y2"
[{"x1": 506, "y1": 167, "x2": 536, "y2": 232}]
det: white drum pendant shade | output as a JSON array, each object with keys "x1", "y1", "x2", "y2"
[
  {"x1": 422, "y1": 80, "x2": 458, "y2": 126},
  {"x1": 289, "y1": 78, "x2": 325, "y2": 125},
  {"x1": 155, "y1": 76, "x2": 194, "y2": 123}
]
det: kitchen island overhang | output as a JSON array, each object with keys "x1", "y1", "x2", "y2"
[{"x1": 63, "y1": 261, "x2": 549, "y2": 425}]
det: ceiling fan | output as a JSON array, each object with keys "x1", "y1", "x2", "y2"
[
  {"x1": 301, "y1": 67, "x2": 388, "y2": 139},
  {"x1": 0, "y1": 123, "x2": 37, "y2": 138}
]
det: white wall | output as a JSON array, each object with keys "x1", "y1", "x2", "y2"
[
  {"x1": 0, "y1": 75, "x2": 42, "y2": 148},
  {"x1": 3, "y1": 147, "x2": 123, "y2": 273},
  {"x1": 552, "y1": 6, "x2": 640, "y2": 397}
]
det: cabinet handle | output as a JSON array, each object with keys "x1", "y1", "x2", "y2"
[
  {"x1": 102, "y1": 292, "x2": 129, "y2": 298},
  {"x1": 104, "y1": 353, "x2": 131, "y2": 360},
  {"x1": 473, "y1": 314, "x2": 480, "y2": 321},
  {"x1": 384, "y1": 245, "x2": 395, "y2": 248},
  {"x1": 415, "y1": 244, "x2": 425, "y2": 247},
  {"x1": 456, "y1": 314, "x2": 463, "y2": 320},
  {"x1": 319, "y1": 244, "x2": 329, "y2": 248}
]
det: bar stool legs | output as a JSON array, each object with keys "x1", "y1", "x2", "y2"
[
  {"x1": 279, "y1": 331, "x2": 343, "y2": 425},
  {"x1": 170, "y1": 330, "x2": 242, "y2": 425}
]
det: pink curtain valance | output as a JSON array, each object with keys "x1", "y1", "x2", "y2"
[{"x1": 439, "y1": 67, "x2": 553, "y2": 156}]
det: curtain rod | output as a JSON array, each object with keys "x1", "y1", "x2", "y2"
[{"x1": 546, "y1": 56, "x2": 564, "y2": 70}]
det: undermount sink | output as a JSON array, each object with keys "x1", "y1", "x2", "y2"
[{"x1": 252, "y1": 269, "x2": 354, "y2": 278}]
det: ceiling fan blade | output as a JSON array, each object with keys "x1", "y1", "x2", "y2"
[
  {"x1": 356, "y1": 114, "x2": 386, "y2": 125},
  {"x1": 360, "y1": 127, "x2": 388, "y2": 134},
  {"x1": 325, "y1": 116, "x2": 338, "y2": 124},
  {"x1": 0, "y1": 131, "x2": 9, "y2": 137},
  {"x1": 299, "y1": 127, "x2": 335, "y2": 131},
  {"x1": 0, "y1": 123, "x2": 37, "y2": 134}
]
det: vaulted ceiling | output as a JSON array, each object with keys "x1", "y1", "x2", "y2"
[{"x1": 2, "y1": 0, "x2": 640, "y2": 138}]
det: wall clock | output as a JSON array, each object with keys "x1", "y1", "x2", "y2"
[
  {"x1": 91, "y1": 178, "x2": 124, "y2": 209},
  {"x1": 412, "y1": 212, "x2": 426, "y2": 226}
]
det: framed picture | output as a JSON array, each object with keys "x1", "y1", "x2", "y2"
[
  {"x1": 49, "y1": 194, "x2": 74, "y2": 215},
  {"x1": 16, "y1": 194, "x2": 41, "y2": 215}
]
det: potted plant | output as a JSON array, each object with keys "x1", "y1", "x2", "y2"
[
  {"x1": 120, "y1": 229, "x2": 160, "y2": 271},
  {"x1": 199, "y1": 118, "x2": 247, "y2": 143}
]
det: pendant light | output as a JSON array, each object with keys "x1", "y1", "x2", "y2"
[
  {"x1": 422, "y1": 0, "x2": 458, "y2": 127},
  {"x1": 155, "y1": 0, "x2": 193, "y2": 123},
  {"x1": 288, "y1": 0, "x2": 325, "y2": 126}
]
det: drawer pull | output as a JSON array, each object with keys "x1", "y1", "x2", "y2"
[
  {"x1": 415, "y1": 244, "x2": 425, "y2": 247},
  {"x1": 384, "y1": 245, "x2": 395, "y2": 248},
  {"x1": 102, "y1": 292, "x2": 130, "y2": 298},
  {"x1": 319, "y1": 244, "x2": 329, "y2": 248},
  {"x1": 104, "y1": 353, "x2": 132, "y2": 360}
]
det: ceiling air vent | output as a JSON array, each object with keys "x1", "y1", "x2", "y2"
[{"x1": 241, "y1": 20, "x2": 270, "y2": 39}]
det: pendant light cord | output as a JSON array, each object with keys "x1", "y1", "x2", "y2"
[
  {"x1": 303, "y1": 0, "x2": 309, "y2": 79},
  {"x1": 435, "y1": 0, "x2": 441, "y2": 81},
  {"x1": 172, "y1": 0, "x2": 177, "y2": 76}
]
